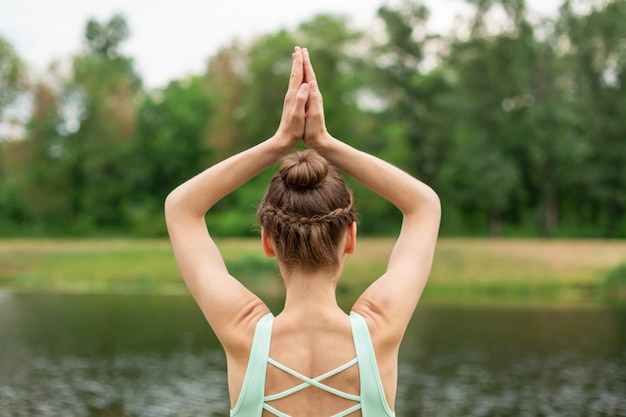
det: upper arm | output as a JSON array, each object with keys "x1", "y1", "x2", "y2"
[
  {"x1": 165, "y1": 197, "x2": 270, "y2": 347},
  {"x1": 352, "y1": 188, "x2": 440, "y2": 342}
]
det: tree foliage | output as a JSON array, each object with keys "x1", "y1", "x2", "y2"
[
  {"x1": 0, "y1": 35, "x2": 24, "y2": 122},
  {"x1": 1, "y1": 2, "x2": 624, "y2": 237}
]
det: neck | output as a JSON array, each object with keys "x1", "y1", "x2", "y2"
[{"x1": 280, "y1": 267, "x2": 343, "y2": 316}]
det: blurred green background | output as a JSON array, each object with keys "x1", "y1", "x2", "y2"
[{"x1": 1, "y1": 0, "x2": 625, "y2": 239}]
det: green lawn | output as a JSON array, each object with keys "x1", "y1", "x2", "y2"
[{"x1": 1, "y1": 238, "x2": 624, "y2": 304}]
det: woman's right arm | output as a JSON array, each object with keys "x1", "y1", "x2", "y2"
[{"x1": 303, "y1": 49, "x2": 441, "y2": 343}]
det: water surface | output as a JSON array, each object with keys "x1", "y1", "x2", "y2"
[{"x1": 0, "y1": 293, "x2": 624, "y2": 416}]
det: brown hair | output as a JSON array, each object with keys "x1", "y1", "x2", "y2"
[{"x1": 257, "y1": 149, "x2": 356, "y2": 270}]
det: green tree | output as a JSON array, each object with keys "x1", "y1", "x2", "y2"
[
  {"x1": 84, "y1": 14, "x2": 130, "y2": 59},
  {"x1": 368, "y1": 1, "x2": 453, "y2": 233},
  {"x1": 0, "y1": 35, "x2": 23, "y2": 123},
  {"x1": 130, "y1": 76, "x2": 212, "y2": 235},
  {"x1": 517, "y1": 38, "x2": 590, "y2": 236},
  {"x1": 20, "y1": 64, "x2": 76, "y2": 232},
  {"x1": 373, "y1": 1, "x2": 448, "y2": 180},
  {"x1": 203, "y1": 42, "x2": 249, "y2": 160},
  {"x1": 558, "y1": 0, "x2": 626, "y2": 236},
  {"x1": 440, "y1": 0, "x2": 555, "y2": 235},
  {"x1": 0, "y1": 36, "x2": 27, "y2": 234},
  {"x1": 64, "y1": 14, "x2": 142, "y2": 232}
]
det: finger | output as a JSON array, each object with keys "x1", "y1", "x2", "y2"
[
  {"x1": 296, "y1": 83, "x2": 310, "y2": 104},
  {"x1": 288, "y1": 46, "x2": 304, "y2": 91},
  {"x1": 293, "y1": 83, "x2": 310, "y2": 116},
  {"x1": 302, "y1": 48, "x2": 317, "y2": 84},
  {"x1": 308, "y1": 80, "x2": 323, "y2": 107}
]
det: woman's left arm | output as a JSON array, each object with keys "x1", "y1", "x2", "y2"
[{"x1": 164, "y1": 48, "x2": 309, "y2": 347}]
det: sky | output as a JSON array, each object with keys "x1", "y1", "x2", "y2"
[{"x1": 1, "y1": 0, "x2": 563, "y2": 89}]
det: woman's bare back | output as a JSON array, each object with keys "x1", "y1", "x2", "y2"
[{"x1": 262, "y1": 312, "x2": 360, "y2": 416}]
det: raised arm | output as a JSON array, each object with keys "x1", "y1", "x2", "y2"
[
  {"x1": 302, "y1": 49, "x2": 441, "y2": 342},
  {"x1": 164, "y1": 47, "x2": 310, "y2": 347}
]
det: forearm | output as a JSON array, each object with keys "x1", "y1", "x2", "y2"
[
  {"x1": 165, "y1": 136, "x2": 291, "y2": 219},
  {"x1": 313, "y1": 133, "x2": 439, "y2": 216}
]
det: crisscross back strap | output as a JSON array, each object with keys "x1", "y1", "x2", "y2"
[
  {"x1": 264, "y1": 402, "x2": 361, "y2": 417},
  {"x1": 265, "y1": 357, "x2": 360, "y2": 402}
]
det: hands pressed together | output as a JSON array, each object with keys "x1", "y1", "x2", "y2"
[{"x1": 275, "y1": 46, "x2": 329, "y2": 150}]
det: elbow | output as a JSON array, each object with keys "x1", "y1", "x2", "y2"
[
  {"x1": 426, "y1": 186, "x2": 441, "y2": 216},
  {"x1": 164, "y1": 190, "x2": 175, "y2": 216},
  {"x1": 164, "y1": 187, "x2": 208, "y2": 225},
  {"x1": 401, "y1": 185, "x2": 441, "y2": 229},
  {"x1": 164, "y1": 193, "x2": 175, "y2": 227},
  {"x1": 420, "y1": 186, "x2": 441, "y2": 225},
  {"x1": 164, "y1": 189, "x2": 183, "y2": 224},
  {"x1": 405, "y1": 183, "x2": 441, "y2": 218}
]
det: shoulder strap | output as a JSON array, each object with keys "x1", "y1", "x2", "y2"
[
  {"x1": 349, "y1": 311, "x2": 395, "y2": 417},
  {"x1": 230, "y1": 313, "x2": 274, "y2": 417}
]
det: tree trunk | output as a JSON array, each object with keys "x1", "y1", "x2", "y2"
[
  {"x1": 489, "y1": 210, "x2": 502, "y2": 237},
  {"x1": 542, "y1": 184, "x2": 558, "y2": 236}
]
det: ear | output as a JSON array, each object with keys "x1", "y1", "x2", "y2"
[
  {"x1": 261, "y1": 227, "x2": 276, "y2": 258},
  {"x1": 344, "y1": 221, "x2": 357, "y2": 255}
]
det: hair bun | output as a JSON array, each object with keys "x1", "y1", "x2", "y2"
[{"x1": 279, "y1": 150, "x2": 329, "y2": 190}]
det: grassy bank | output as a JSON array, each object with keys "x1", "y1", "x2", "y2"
[{"x1": 1, "y1": 238, "x2": 625, "y2": 304}]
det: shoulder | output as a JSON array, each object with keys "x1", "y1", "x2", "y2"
[
  {"x1": 351, "y1": 295, "x2": 404, "y2": 349},
  {"x1": 222, "y1": 302, "x2": 272, "y2": 358},
  {"x1": 349, "y1": 310, "x2": 399, "y2": 413}
]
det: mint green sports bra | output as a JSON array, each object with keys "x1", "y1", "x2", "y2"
[{"x1": 230, "y1": 311, "x2": 395, "y2": 417}]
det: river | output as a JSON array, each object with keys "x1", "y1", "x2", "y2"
[{"x1": 0, "y1": 293, "x2": 624, "y2": 417}]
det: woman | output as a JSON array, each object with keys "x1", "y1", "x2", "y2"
[{"x1": 165, "y1": 47, "x2": 441, "y2": 417}]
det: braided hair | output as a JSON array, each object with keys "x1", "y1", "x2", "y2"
[{"x1": 257, "y1": 150, "x2": 356, "y2": 270}]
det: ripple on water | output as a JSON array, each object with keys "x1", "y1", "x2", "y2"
[
  {"x1": 0, "y1": 350, "x2": 230, "y2": 417},
  {"x1": 396, "y1": 349, "x2": 626, "y2": 417}
]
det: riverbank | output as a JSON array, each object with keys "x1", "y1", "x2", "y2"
[{"x1": 1, "y1": 238, "x2": 624, "y2": 304}]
